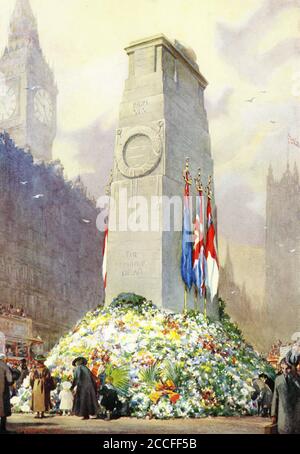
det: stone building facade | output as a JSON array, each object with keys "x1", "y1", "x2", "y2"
[
  {"x1": 0, "y1": 1, "x2": 103, "y2": 350},
  {"x1": 264, "y1": 162, "x2": 300, "y2": 342},
  {"x1": 0, "y1": 133, "x2": 103, "y2": 350}
]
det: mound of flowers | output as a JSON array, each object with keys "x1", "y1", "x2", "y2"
[{"x1": 13, "y1": 294, "x2": 274, "y2": 418}]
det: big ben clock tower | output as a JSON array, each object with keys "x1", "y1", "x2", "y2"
[{"x1": 0, "y1": 0, "x2": 57, "y2": 161}]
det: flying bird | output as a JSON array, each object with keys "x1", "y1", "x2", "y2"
[
  {"x1": 270, "y1": 120, "x2": 277, "y2": 124},
  {"x1": 20, "y1": 181, "x2": 28, "y2": 185},
  {"x1": 82, "y1": 219, "x2": 91, "y2": 224},
  {"x1": 245, "y1": 97, "x2": 256, "y2": 103},
  {"x1": 290, "y1": 249, "x2": 296, "y2": 253},
  {"x1": 33, "y1": 194, "x2": 44, "y2": 199},
  {"x1": 25, "y1": 85, "x2": 41, "y2": 91}
]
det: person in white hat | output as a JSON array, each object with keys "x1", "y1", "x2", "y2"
[
  {"x1": 0, "y1": 353, "x2": 13, "y2": 433},
  {"x1": 286, "y1": 339, "x2": 300, "y2": 369}
]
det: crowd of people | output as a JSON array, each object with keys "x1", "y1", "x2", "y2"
[
  {"x1": 0, "y1": 341, "x2": 300, "y2": 434},
  {"x1": 0, "y1": 304, "x2": 27, "y2": 318},
  {"x1": 0, "y1": 353, "x2": 124, "y2": 433},
  {"x1": 251, "y1": 340, "x2": 300, "y2": 434}
]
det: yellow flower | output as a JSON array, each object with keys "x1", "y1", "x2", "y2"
[
  {"x1": 169, "y1": 330, "x2": 181, "y2": 341},
  {"x1": 149, "y1": 392, "x2": 161, "y2": 404}
]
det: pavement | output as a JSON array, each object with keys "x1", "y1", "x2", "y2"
[{"x1": 7, "y1": 414, "x2": 271, "y2": 434}]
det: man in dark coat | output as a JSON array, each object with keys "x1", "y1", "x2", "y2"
[
  {"x1": 271, "y1": 358, "x2": 300, "y2": 434},
  {"x1": 99, "y1": 383, "x2": 122, "y2": 420},
  {"x1": 71, "y1": 357, "x2": 98, "y2": 420},
  {"x1": 252, "y1": 374, "x2": 273, "y2": 417},
  {"x1": 16, "y1": 359, "x2": 29, "y2": 389},
  {"x1": 0, "y1": 353, "x2": 13, "y2": 433}
]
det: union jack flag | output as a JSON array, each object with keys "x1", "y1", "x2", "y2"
[
  {"x1": 193, "y1": 189, "x2": 207, "y2": 297},
  {"x1": 205, "y1": 197, "x2": 219, "y2": 302},
  {"x1": 288, "y1": 134, "x2": 300, "y2": 148}
]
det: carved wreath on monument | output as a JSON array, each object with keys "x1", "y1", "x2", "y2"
[{"x1": 116, "y1": 120, "x2": 164, "y2": 178}]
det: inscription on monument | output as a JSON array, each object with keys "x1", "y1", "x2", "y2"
[
  {"x1": 121, "y1": 251, "x2": 146, "y2": 277},
  {"x1": 124, "y1": 134, "x2": 152, "y2": 168},
  {"x1": 133, "y1": 100, "x2": 148, "y2": 115}
]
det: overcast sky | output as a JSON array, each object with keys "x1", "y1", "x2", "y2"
[{"x1": 1, "y1": 0, "x2": 300, "y2": 249}]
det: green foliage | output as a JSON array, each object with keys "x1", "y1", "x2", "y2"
[
  {"x1": 218, "y1": 298, "x2": 229, "y2": 321},
  {"x1": 186, "y1": 309, "x2": 201, "y2": 319},
  {"x1": 111, "y1": 293, "x2": 146, "y2": 306},
  {"x1": 218, "y1": 298, "x2": 244, "y2": 340},
  {"x1": 139, "y1": 363, "x2": 160, "y2": 386},
  {"x1": 105, "y1": 364, "x2": 130, "y2": 395},
  {"x1": 161, "y1": 360, "x2": 183, "y2": 388},
  {"x1": 110, "y1": 293, "x2": 158, "y2": 313}
]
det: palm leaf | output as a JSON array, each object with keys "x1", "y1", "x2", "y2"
[
  {"x1": 139, "y1": 364, "x2": 160, "y2": 385},
  {"x1": 161, "y1": 360, "x2": 183, "y2": 388},
  {"x1": 105, "y1": 364, "x2": 130, "y2": 395}
]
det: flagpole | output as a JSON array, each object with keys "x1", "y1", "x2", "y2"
[
  {"x1": 204, "y1": 297, "x2": 207, "y2": 320},
  {"x1": 194, "y1": 287, "x2": 198, "y2": 311},
  {"x1": 181, "y1": 157, "x2": 193, "y2": 315},
  {"x1": 184, "y1": 285, "x2": 187, "y2": 314}
]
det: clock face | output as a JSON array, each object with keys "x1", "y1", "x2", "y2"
[
  {"x1": 0, "y1": 86, "x2": 17, "y2": 122},
  {"x1": 34, "y1": 89, "x2": 53, "y2": 126}
]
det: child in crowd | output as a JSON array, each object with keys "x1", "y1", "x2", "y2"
[{"x1": 59, "y1": 381, "x2": 73, "y2": 416}]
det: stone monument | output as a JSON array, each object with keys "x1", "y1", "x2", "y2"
[{"x1": 106, "y1": 34, "x2": 218, "y2": 316}]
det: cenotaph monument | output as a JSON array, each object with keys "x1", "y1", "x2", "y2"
[{"x1": 105, "y1": 34, "x2": 218, "y2": 316}]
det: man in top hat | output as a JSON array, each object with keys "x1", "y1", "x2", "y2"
[
  {"x1": 16, "y1": 358, "x2": 29, "y2": 389},
  {"x1": 0, "y1": 353, "x2": 13, "y2": 433},
  {"x1": 71, "y1": 357, "x2": 98, "y2": 420}
]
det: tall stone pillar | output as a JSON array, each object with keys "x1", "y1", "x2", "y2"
[{"x1": 106, "y1": 34, "x2": 218, "y2": 316}]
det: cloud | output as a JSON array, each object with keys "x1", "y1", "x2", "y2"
[
  {"x1": 205, "y1": 86, "x2": 234, "y2": 119},
  {"x1": 215, "y1": 174, "x2": 265, "y2": 246},
  {"x1": 216, "y1": 0, "x2": 300, "y2": 85},
  {"x1": 56, "y1": 116, "x2": 116, "y2": 197}
]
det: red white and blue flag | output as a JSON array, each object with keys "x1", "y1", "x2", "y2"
[
  {"x1": 181, "y1": 181, "x2": 193, "y2": 290},
  {"x1": 288, "y1": 134, "x2": 300, "y2": 148},
  {"x1": 205, "y1": 198, "x2": 219, "y2": 302},
  {"x1": 102, "y1": 224, "x2": 108, "y2": 289},
  {"x1": 193, "y1": 189, "x2": 206, "y2": 297}
]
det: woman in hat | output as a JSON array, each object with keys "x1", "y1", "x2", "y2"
[
  {"x1": 71, "y1": 357, "x2": 98, "y2": 420},
  {"x1": 30, "y1": 355, "x2": 56, "y2": 419}
]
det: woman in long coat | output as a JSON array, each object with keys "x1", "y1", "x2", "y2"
[
  {"x1": 0, "y1": 354, "x2": 13, "y2": 433},
  {"x1": 30, "y1": 355, "x2": 55, "y2": 419},
  {"x1": 71, "y1": 357, "x2": 98, "y2": 420}
]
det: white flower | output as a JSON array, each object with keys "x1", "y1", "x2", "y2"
[
  {"x1": 20, "y1": 404, "x2": 31, "y2": 413},
  {"x1": 11, "y1": 396, "x2": 20, "y2": 405}
]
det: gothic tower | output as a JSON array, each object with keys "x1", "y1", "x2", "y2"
[
  {"x1": 265, "y1": 162, "x2": 300, "y2": 341},
  {"x1": 0, "y1": 0, "x2": 57, "y2": 161}
]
